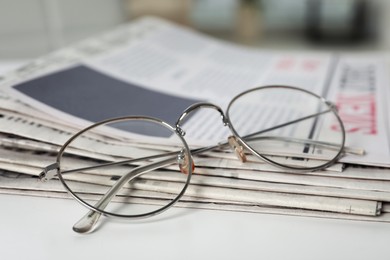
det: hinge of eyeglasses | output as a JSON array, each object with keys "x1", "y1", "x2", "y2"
[
  {"x1": 39, "y1": 163, "x2": 59, "y2": 182},
  {"x1": 177, "y1": 149, "x2": 195, "y2": 174},
  {"x1": 175, "y1": 126, "x2": 186, "y2": 136},
  {"x1": 228, "y1": 136, "x2": 247, "y2": 163},
  {"x1": 326, "y1": 101, "x2": 338, "y2": 111}
]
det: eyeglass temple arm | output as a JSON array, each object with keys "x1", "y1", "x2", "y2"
[
  {"x1": 243, "y1": 108, "x2": 333, "y2": 139},
  {"x1": 72, "y1": 155, "x2": 181, "y2": 233},
  {"x1": 39, "y1": 149, "x2": 188, "y2": 181},
  {"x1": 235, "y1": 108, "x2": 362, "y2": 154},
  {"x1": 216, "y1": 108, "x2": 357, "y2": 154},
  {"x1": 242, "y1": 136, "x2": 363, "y2": 155}
]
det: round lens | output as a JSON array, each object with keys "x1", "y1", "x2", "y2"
[
  {"x1": 226, "y1": 86, "x2": 345, "y2": 170},
  {"x1": 57, "y1": 116, "x2": 192, "y2": 218}
]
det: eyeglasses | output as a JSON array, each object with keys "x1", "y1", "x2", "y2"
[{"x1": 40, "y1": 85, "x2": 346, "y2": 233}]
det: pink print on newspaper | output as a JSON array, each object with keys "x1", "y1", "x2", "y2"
[{"x1": 332, "y1": 64, "x2": 377, "y2": 135}]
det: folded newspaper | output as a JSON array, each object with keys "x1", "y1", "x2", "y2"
[{"x1": 0, "y1": 16, "x2": 390, "y2": 222}]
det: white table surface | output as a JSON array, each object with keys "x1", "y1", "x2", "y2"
[{"x1": 1, "y1": 193, "x2": 390, "y2": 260}]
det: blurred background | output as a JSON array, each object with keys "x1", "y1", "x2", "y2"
[{"x1": 0, "y1": 0, "x2": 389, "y2": 59}]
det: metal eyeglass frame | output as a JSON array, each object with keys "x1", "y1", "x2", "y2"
[{"x1": 39, "y1": 85, "x2": 346, "y2": 233}]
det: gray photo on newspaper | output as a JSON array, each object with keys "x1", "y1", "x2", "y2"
[{"x1": 13, "y1": 65, "x2": 200, "y2": 137}]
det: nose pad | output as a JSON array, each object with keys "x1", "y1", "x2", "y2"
[
  {"x1": 228, "y1": 136, "x2": 247, "y2": 163},
  {"x1": 177, "y1": 149, "x2": 195, "y2": 174}
]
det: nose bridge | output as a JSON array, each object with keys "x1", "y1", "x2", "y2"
[{"x1": 175, "y1": 102, "x2": 228, "y2": 134}]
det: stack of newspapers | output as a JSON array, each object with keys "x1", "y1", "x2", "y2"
[{"x1": 0, "y1": 17, "x2": 389, "y2": 222}]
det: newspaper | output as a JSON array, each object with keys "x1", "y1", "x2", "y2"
[
  {"x1": 0, "y1": 171, "x2": 388, "y2": 222},
  {"x1": 0, "y1": 17, "x2": 390, "y2": 223},
  {"x1": 0, "y1": 144, "x2": 389, "y2": 196},
  {"x1": 0, "y1": 144, "x2": 389, "y2": 215}
]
